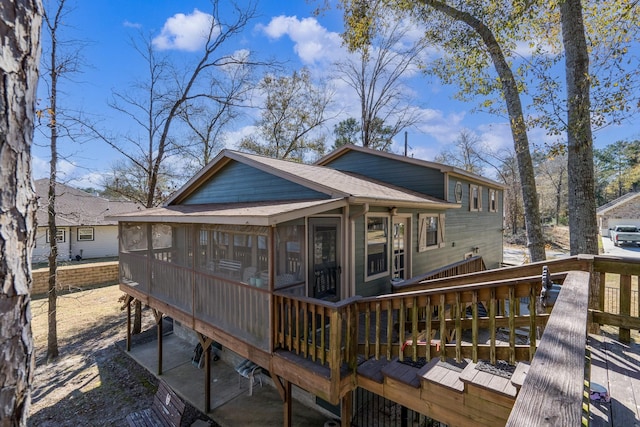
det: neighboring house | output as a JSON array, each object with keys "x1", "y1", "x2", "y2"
[
  {"x1": 112, "y1": 145, "x2": 505, "y2": 423},
  {"x1": 596, "y1": 191, "x2": 640, "y2": 237},
  {"x1": 33, "y1": 179, "x2": 141, "y2": 264}
]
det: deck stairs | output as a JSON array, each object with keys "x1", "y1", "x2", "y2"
[{"x1": 356, "y1": 354, "x2": 530, "y2": 427}]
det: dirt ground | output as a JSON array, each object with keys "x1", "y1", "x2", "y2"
[{"x1": 28, "y1": 284, "x2": 214, "y2": 427}]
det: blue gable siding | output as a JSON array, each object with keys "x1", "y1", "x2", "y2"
[
  {"x1": 182, "y1": 161, "x2": 328, "y2": 205},
  {"x1": 324, "y1": 151, "x2": 446, "y2": 199}
]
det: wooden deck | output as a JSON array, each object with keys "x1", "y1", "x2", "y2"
[
  {"x1": 588, "y1": 334, "x2": 640, "y2": 426},
  {"x1": 120, "y1": 254, "x2": 640, "y2": 427}
]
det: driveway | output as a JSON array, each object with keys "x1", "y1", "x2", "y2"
[{"x1": 601, "y1": 234, "x2": 640, "y2": 258}]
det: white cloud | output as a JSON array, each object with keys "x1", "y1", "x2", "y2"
[
  {"x1": 414, "y1": 109, "x2": 467, "y2": 144},
  {"x1": 123, "y1": 20, "x2": 142, "y2": 29},
  {"x1": 258, "y1": 15, "x2": 345, "y2": 65},
  {"x1": 152, "y1": 9, "x2": 215, "y2": 52},
  {"x1": 224, "y1": 125, "x2": 259, "y2": 149}
]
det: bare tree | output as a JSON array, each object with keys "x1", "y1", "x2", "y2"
[
  {"x1": 336, "y1": 11, "x2": 425, "y2": 150},
  {"x1": 434, "y1": 129, "x2": 485, "y2": 174},
  {"x1": 94, "y1": 1, "x2": 261, "y2": 208},
  {"x1": 536, "y1": 151, "x2": 568, "y2": 226},
  {"x1": 39, "y1": 0, "x2": 86, "y2": 362},
  {"x1": 238, "y1": 67, "x2": 334, "y2": 161},
  {"x1": 88, "y1": 1, "x2": 261, "y2": 333},
  {"x1": 0, "y1": 0, "x2": 42, "y2": 424},
  {"x1": 177, "y1": 53, "x2": 254, "y2": 172}
]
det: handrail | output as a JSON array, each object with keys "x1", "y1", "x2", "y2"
[
  {"x1": 393, "y1": 255, "x2": 486, "y2": 290},
  {"x1": 396, "y1": 256, "x2": 591, "y2": 292},
  {"x1": 506, "y1": 270, "x2": 590, "y2": 426}
]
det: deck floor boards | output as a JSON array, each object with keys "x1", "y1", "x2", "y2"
[{"x1": 588, "y1": 334, "x2": 640, "y2": 427}]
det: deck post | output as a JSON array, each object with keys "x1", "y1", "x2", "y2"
[
  {"x1": 583, "y1": 254, "x2": 601, "y2": 334},
  {"x1": 340, "y1": 391, "x2": 352, "y2": 427},
  {"x1": 157, "y1": 314, "x2": 163, "y2": 376},
  {"x1": 126, "y1": 297, "x2": 131, "y2": 352},
  {"x1": 204, "y1": 343, "x2": 211, "y2": 413},
  {"x1": 283, "y1": 379, "x2": 292, "y2": 427}
]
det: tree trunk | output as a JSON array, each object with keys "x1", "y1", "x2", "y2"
[
  {"x1": 560, "y1": 0, "x2": 598, "y2": 256},
  {"x1": 424, "y1": 0, "x2": 546, "y2": 262},
  {"x1": 0, "y1": 0, "x2": 42, "y2": 424},
  {"x1": 46, "y1": 15, "x2": 59, "y2": 361}
]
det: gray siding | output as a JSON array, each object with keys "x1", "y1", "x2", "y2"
[
  {"x1": 183, "y1": 162, "x2": 328, "y2": 205},
  {"x1": 351, "y1": 184, "x2": 503, "y2": 296},
  {"x1": 324, "y1": 151, "x2": 446, "y2": 199}
]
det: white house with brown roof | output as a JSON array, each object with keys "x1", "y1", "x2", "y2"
[
  {"x1": 596, "y1": 191, "x2": 640, "y2": 237},
  {"x1": 33, "y1": 179, "x2": 141, "y2": 264}
]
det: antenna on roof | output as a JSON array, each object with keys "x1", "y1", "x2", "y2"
[{"x1": 404, "y1": 131, "x2": 408, "y2": 157}]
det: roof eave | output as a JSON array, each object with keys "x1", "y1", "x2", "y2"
[
  {"x1": 348, "y1": 196, "x2": 460, "y2": 210},
  {"x1": 109, "y1": 199, "x2": 349, "y2": 227}
]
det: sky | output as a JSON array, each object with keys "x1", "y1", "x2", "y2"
[{"x1": 32, "y1": 0, "x2": 640, "y2": 189}]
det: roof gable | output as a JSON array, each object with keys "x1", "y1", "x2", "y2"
[
  {"x1": 167, "y1": 150, "x2": 454, "y2": 209},
  {"x1": 597, "y1": 192, "x2": 640, "y2": 214},
  {"x1": 317, "y1": 144, "x2": 504, "y2": 188},
  {"x1": 181, "y1": 161, "x2": 330, "y2": 205}
]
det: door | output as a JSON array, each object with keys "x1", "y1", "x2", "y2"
[
  {"x1": 309, "y1": 218, "x2": 341, "y2": 301},
  {"x1": 392, "y1": 217, "x2": 409, "y2": 280}
]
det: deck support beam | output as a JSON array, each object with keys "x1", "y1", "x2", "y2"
[
  {"x1": 283, "y1": 379, "x2": 292, "y2": 427},
  {"x1": 154, "y1": 310, "x2": 163, "y2": 375},
  {"x1": 125, "y1": 295, "x2": 132, "y2": 352},
  {"x1": 340, "y1": 391, "x2": 352, "y2": 427},
  {"x1": 197, "y1": 334, "x2": 214, "y2": 413}
]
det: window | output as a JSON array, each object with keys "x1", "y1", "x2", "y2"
[
  {"x1": 418, "y1": 213, "x2": 445, "y2": 251},
  {"x1": 489, "y1": 189, "x2": 497, "y2": 212},
  {"x1": 366, "y1": 216, "x2": 388, "y2": 278},
  {"x1": 77, "y1": 227, "x2": 94, "y2": 241},
  {"x1": 45, "y1": 229, "x2": 65, "y2": 243},
  {"x1": 470, "y1": 184, "x2": 482, "y2": 211},
  {"x1": 454, "y1": 181, "x2": 463, "y2": 203}
]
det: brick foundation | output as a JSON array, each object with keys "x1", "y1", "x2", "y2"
[{"x1": 32, "y1": 261, "x2": 119, "y2": 296}]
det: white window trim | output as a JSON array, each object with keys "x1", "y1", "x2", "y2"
[
  {"x1": 418, "y1": 213, "x2": 445, "y2": 252},
  {"x1": 365, "y1": 214, "x2": 390, "y2": 281},
  {"x1": 489, "y1": 189, "x2": 497, "y2": 213},
  {"x1": 470, "y1": 184, "x2": 482, "y2": 212},
  {"x1": 46, "y1": 228, "x2": 66, "y2": 243},
  {"x1": 454, "y1": 181, "x2": 463, "y2": 203},
  {"x1": 77, "y1": 227, "x2": 95, "y2": 241}
]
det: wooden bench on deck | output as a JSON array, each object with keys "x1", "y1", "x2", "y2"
[
  {"x1": 217, "y1": 259, "x2": 242, "y2": 279},
  {"x1": 126, "y1": 380, "x2": 185, "y2": 427}
]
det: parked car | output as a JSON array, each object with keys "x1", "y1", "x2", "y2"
[{"x1": 609, "y1": 225, "x2": 640, "y2": 246}]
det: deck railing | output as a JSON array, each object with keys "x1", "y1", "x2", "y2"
[
  {"x1": 508, "y1": 256, "x2": 640, "y2": 425},
  {"x1": 272, "y1": 293, "x2": 359, "y2": 395},
  {"x1": 506, "y1": 270, "x2": 590, "y2": 426},
  {"x1": 272, "y1": 272, "x2": 559, "y2": 379},
  {"x1": 120, "y1": 251, "x2": 271, "y2": 351},
  {"x1": 591, "y1": 256, "x2": 640, "y2": 342},
  {"x1": 355, "y1": 274, "x2": 555, "y2": 365},
  {"x1": 392, "y1": 255, "x2": 486, "y2": 291}
]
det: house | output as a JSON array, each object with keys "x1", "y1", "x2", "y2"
[
  {"x1": 596, "y1": 191, "x2": 640, "y2": 237},
  {"x1": 111, "y1": 145, "x2": 506, "y2": 424},
  {"x1": 33, "y1": 179, "x2": 141, "y2": 264}
]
